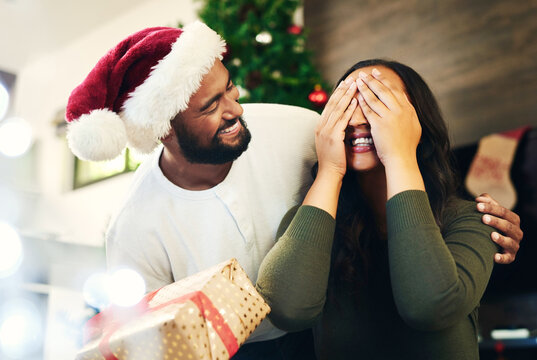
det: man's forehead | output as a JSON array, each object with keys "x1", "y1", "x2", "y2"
[
  {"x1": 188, "y1": 63, "x2": 230, "y2": 112},
  {"x1": 201, "y1": 60, "x2": 229, "y2": 87}
]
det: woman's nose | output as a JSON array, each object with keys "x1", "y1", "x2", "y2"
[{"x1": 348, "y1": 99, "x2": 368, "y2": 127}]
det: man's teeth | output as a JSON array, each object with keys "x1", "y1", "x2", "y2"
[
  {"x1": 220, "y1": 122, "x2": 239, "y2": 134},
  {"x1": 351, "y1": 137, "x2": 373, "y2": 146}
]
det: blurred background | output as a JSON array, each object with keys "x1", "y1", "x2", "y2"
[{"x1": 0, "y1": 0, "x2": 536, "y2": 359}]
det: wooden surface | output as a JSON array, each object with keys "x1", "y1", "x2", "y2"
[{"x1": 304, "y1": 0, "x2": 537, "y2": 146}]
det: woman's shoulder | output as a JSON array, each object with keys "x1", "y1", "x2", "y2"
[
  {"x1": 442, "y1": 196, "x2": 492, "y2": 233},
  {"x1": 443, "y1": 196, "x2": 478, "y2": 219},
  {"x1": 276, "y1": 204, "x2": 335, "y2": 240},
  {"x1": 441, "y1": 196, "x2": 499, "y2": 264},
  {"x1": 276, "y1": 205, "x2": 301, "y2": 238},
  {"x1": 445, "y1": 196, "x2": 476, "y2": 212}
]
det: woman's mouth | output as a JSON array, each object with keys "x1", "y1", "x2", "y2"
[
  {"x1": 347, "y1": 135, "x2": 375, "y2": 153},
  {"x1": 351, "y1": 137, "x2": 373, "y2": 146}
]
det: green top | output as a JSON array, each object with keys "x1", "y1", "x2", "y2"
[{"x1": 256, "y1": 190, "x2": 498, "y2": 360}]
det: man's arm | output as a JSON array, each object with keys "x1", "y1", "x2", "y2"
[{"x1": 475, "y1": 193, "x2": 523, "y2": 264}]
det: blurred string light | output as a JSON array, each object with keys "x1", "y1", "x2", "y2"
[
  {"x1": 0, "y1": 117, "x2": 33, "y2": 157},
  {"x1": 0, "y1": 222, "x2": 23, "y2": 278},
  {"x1": 0, "y1": 82, "x2": 8, "y2": 120},
  {"x1": 0, "y1": 298, "x2": 43, "y2": 359},
  {"x1": 255, "y1": 31, "x2": 272, "y2": 44},
  {"x1": 82, "y1": 268, "x2": 146, "y2": 309}
]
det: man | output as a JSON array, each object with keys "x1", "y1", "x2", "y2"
[{"x1": 65, "y1": 22, "x2": 522, "y2": 359}]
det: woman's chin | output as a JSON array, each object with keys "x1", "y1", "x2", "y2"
[{"x1": 346, "y1": 155, "x2": 382, "y2": 173}]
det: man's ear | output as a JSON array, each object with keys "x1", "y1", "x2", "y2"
[
  {"x1": 161, "y1": 130, "x2": 174, "y2": 142},
  {"x1": 161, "y1": 117, "x2": 178, "y2": 143},
  {"x1": 160, "y1": 127, "x2": 177, "y2": 148}
]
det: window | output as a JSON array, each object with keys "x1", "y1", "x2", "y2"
[{"x1": 72, "y1": 148, "x2": 143, "y2": 189}]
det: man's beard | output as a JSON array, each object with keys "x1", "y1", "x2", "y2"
[{"x1": 173, "y1": 116, "x2": 251, "y2": 164}]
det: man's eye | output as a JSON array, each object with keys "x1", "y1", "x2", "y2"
[{"x1": 227, "y1": 83, "x2": 235, "y2": 91}]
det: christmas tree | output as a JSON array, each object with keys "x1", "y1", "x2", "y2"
[{"x1": 195, "y1": 0, "x2": 329, "y2": 111}]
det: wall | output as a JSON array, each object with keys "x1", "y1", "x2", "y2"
[
  {"x1": 304, "y1": 0, "x2": 537, "y2": 147},
  {"x1": 11, "y1": 0, "x2": 198, "y2": 246}
]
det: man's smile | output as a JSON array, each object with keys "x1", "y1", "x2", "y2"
[{"x1": 219, "y1": 119, "x2": 241, "y2": 135}]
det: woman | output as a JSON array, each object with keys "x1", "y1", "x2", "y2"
[{"x1": 256, "y1": 59, "x2": 499, "y2": 359}]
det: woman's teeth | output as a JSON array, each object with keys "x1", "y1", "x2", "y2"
[{"x1": 351, "y1": 137, "x2": 373, "y2": 146}]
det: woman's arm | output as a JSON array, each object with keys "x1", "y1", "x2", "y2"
[
  {"x1": 386, "y1": 191, "x2": 498, "y2": 331},
  {"x1": 357, "y1": 70, "x2": 498, "y2": 330},
  {"x1": 302, "y1": 76, "x2": 358, "y2": 217},
  {"x1": 360, "y1": 69, "x2": 522, "y2": 263},
  {"x1": 256, "y1": 77, "x2": 359, "y2": 331},
  {"x1": 256, "y1": 205, "x2": 336, "y2": 331}
]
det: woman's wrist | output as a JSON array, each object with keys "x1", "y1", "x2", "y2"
[
  {"x1": 316, "y1": 165, "x2": 346, "y2": 182},
  {"x1": 384, "y1": 158, "x2": 425, "y2": 200},
  {"x1": 303, "y1": 171, "x2": 343, "y2": 218}
]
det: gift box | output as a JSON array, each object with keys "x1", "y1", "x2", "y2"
[{"x1": 76, "y1": 258, "x2": 270, "y2": 360}]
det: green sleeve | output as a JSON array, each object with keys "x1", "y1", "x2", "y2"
[
  {"x1": 256, "y1": 205, "x2": 336, "y2": 331},
  {"x1": 386, "y1": 190, "x2": 498, "y2": 331}
]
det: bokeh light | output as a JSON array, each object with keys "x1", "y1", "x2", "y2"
[
  {"x1": 82, "y1": 268, "x2": 145, "y2": 309},
  {"x1": 236, "y1": 85, "x2": 250, "y2": 99},
  {"x1": 0, "y1": 117, "x2": 33, "y2": 157},
  {"x1": 255, "y1": 31, "x2": 273, "y2": 44},
  {"x1": 0, "y1": 222, "x2": 23, "y2": 278},
  {"x1": 0, "y1": 83, "x2": 8, "y2": 120},
  {"x1": 82, "y1": 272, "x2": 111, "y2": 310},
  {"x1": 109, "y1": 269, "x2": 146, "y2": 307},
  {"x1": 0, "y1": 298, "x2": 43, "y2": 359}
]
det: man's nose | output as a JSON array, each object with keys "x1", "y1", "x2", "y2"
[{"x1": 223, "y1": 91, "x2": 243, "y2": 120}]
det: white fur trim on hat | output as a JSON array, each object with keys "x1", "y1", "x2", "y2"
[
  {"x1": 121, "y1": 21, "x2": 226, "y2": 153},
  {"x1": 66, "y1": 109, "x2": 128, "y2": 161}
]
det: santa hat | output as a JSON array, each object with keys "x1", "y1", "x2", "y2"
[{"x1": 65, "y1": 21, "x2": 226, "y2": 161}]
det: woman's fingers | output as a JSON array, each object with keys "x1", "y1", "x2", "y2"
[
  {"x1": 370, "y1": 68, "x2": 409, "y2": 105},
  {"x1": 320, "y1": 78, "x2": 356, "y2": 128},
  {"x1": 356, "y1": 71, "x2": 398, "y2": 113},
  {"x1": 316, "y1": 77, "x2": 358, "y2": 144},
  {"x1": 328, "y1": 78, "x2": 355, "y2": 110},
  {"x1": 320, "y1": 80, "x2": 348, "y2": 119},
  {"x1": 340, "y1": 98, "x2": 358, "y2": 129},
  {"x1": 356, "y1": 78, "x2": 385, "y2": 117},
  {"x1": 326, "y1": 80, "x2": 357, "y2": 129},
  {"x1": 334, "y1": 79, "x2": 358, "y2": 115},
  {"x1": 355, "y1": 67, "x2": 421, "y2": 168},
  {"x1": 314, "y1": 85, "x2": 357, "y2": 181},
  {"x1": 357, "y1": 93, "x2": 380, "y2": 124}
]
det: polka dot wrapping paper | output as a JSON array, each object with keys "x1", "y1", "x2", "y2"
[{"x1": 75, "y1": 258, "x2": 270, "y2": 360}]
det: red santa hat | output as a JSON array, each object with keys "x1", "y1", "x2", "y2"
[{"x1": 65, "y1": 21, "x2": 226, "y2": 161}]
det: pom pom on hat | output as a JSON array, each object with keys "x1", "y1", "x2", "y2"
[
  {"x1": 65, "y1": 21, "x2": 226, "y2": 161},
  {"x1": 66, "y1": 109, "x2": 127, "y2": 161}
]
